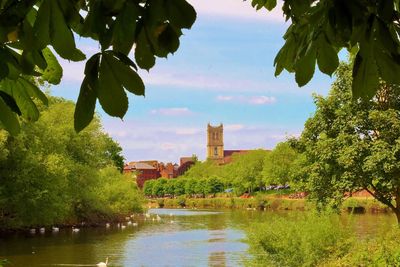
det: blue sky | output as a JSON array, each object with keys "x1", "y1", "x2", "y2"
[{"x1": 52, "y1": 0, "x2": 334, "y2": 163}]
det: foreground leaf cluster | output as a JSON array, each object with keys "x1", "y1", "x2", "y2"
[
  {"x1": 0, "y1": 0, "x2": 196, "y2": 133},
  {"x1": 254, "y1": 0, "x2": 400, "y2": 99}
]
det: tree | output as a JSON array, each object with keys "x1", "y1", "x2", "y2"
[
  {"x1": 173, "y1": 178, "x2": 186, "y2": 196},
  {"x1": 152, "y1": 178, "x2": 167, "y2": 197},
  {"x1": 2, "y1": 1, "x2": 400, "y2": 134},
  {"x1": 297, "y1": 62, "x2": 400, "y2": 223},
  {"x1": 103, "y1": 136, "x2": 125, "y2": 172},
  {"x1": 204, "y1": 176, "x2": 224, "y2": 196},
  {"x1": 262, "y1": 142, "x2": 299, "y2": 185},
  {"x1": 225, "y1": 150, "x2": 268, "y2": 194},
  {"x1": 0, "y1": 96, "x2": 143, "y2": 228},
  {"x1": 143, "y1": 179, "x2": 155, "y2": 197}
]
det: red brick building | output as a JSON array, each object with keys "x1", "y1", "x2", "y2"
[
  {"x1": 123, "y1": 162, "x2": 160, "y2": 188},
  {"x1": 124, "y1": 157, "x2": 195, "y2": 188}
]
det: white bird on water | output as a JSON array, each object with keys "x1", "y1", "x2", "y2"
[
  {"x1": 39, "y1": 227, "x2": 45, "y2": 234},
  {"x1": 52, "y1": 226, "x2": 59, "y2": 232},
  {"x1": 97, "y1": 257, "x2": 108, "y2": 267},
  {"x1": 72, "y1": 227, "x2": 80, "y2": 233}
]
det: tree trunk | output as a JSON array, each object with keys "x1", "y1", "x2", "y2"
[
  {"x1": 394, "y1": 209, "x2": 400, "y2": 226},
  {"x1": 394, "y1": 194, "x2": 400, "y2": 226}
]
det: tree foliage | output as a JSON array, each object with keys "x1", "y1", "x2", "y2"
[
  {"x1": 0, "y1": 0, "x2": 196, "y2": 134},
  {"x1": 253, "y1": 0, "x2": 400, "y2": 100},
  {"x1": 297, "y1": 62, "x2": 400, "y2": 223},
  {"x1": 262, "y1": 142, "x2": 300, "y2": 186},
  {"x1": 0, "y1": 96, "x2": 143, "y2": 228}
]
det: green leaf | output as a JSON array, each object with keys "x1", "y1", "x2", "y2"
[
  {"x1": 265, "y1": 0, "x2": 277, "y2": 11},
  {"x1": 135, "y1": 28, "x2": 156, "y2": 70},
  {"x1": 41, "y1": 48, "x2": 63, "y2": 85},
  {"x1": 0, "y1": 96, "x2": 20, "y2": 135},
  {"x1": 112, "y1": 1, "x2": 139, "y2": 55},
  {"x1": 104, "y1": 52, "x2": 145, "y2": 96},
  {"x1": 166, "y1": 0, "x2": 196, "y2": 29},
  {"x1": 33, "y1": 0, "x2": 51, "y2": 49},
  {"x1": 316, "y1": 35, "x2": 339, "y2": 76},
  {"x1": 97, "y1": 53, "x2": 128, "y2": 118},
  {"x1": 0, "y1": 78, "x2": 40, "y2": 121},
  {"x1": 0, "y1": 91, "x2": 21, "y2": 115},
  {"x1": 74, "y1": 77, "x2": 97, "y2": 132},
  {"x1": 19, "y1": 77, "x2": 48, "y2": 105},
  {"x1": 158, "y1": 24, "x2": 180, "y2": 54},
  {"x1": 295, "y1": 44, "x2": 317, "y2": 87},
  {"x1": 49, "y1": 0, "x2": 85, "y2": 61},
  {"x1": 352, "y1": 52, "x2": 379, "y2": 99},
  {"x1": 374, "y1": 48, "x2": 400, "y2": 85}
]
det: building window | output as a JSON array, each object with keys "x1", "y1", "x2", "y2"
[{"x1": 214, "y1": 147, "x2": 218, "y2": 156}]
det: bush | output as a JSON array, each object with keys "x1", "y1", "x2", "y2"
[
  {"x1": 326, "y1": 228, "x2": 400, "y2": 266},
  {"x1": 247, "y1": 213, "x2": 352, "y2": 267}
]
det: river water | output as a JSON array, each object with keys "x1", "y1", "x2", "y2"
[{"x1": 0, "y1": 209, "x2": 396, "y2": 267}]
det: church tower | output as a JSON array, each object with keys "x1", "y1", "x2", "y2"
[{"x1": 207, "y1": 123, "x2": 224, "y2": 163}]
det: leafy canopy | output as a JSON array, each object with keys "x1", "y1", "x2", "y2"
[
  {"x1": 296, "y1": 62, "x2": 400, "y2": 223},
  {"x1": 253, "y1": 0, "x2": 400, "y2": 99},
  {"x1": 0, "y1": 0, "x2": 196, "y2": 134}
]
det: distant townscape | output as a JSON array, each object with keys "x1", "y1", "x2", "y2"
[{"x1": 123, "y1": 123, "x2": 252, "y2": 188}]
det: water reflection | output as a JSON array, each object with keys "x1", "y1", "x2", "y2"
[{"x1": 0, "y1": 209, "x2": 397, "y2": 267}]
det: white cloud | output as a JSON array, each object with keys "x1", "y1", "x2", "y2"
[
  {"x1": 150, "y1": 107, "x2": 193, "y2": 116},
  {"x1": 103, "y1": 119, "x2": 300, "y2": 163},
  {"x1": 216, "y1": 95, "x2": 277, "y2": 105},
  {"x1": 224, "y1": 124, "x2": 245, "y2": 131},
  {"x1": 249, "y1": 96, "x2": 276, "y2": 105},
  {"x1": 189, "y1": 0, "x2": 285, "y2": 23}
]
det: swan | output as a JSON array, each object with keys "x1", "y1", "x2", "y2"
[
  {"x1": 97, "y1": 257, "x2": 108, "y2": 267},
  {"x1": 52, "y1": 227, "x2": 59, "y2": 232},
  {"x1": 72, "y1": 227, "x2": 80, "y2": 233},
  {"x1": 127, "y1": 221, "x2": 132, "y2": 226},
  {"x1": 121, "y1": 225, "x2": 126, "y2": 229},
  {"x1": 29, "y1": 229, "x2": 36, "y2": 234},
  {"x1": 132, "y1": 222, "x2": 138, "y2": 227},
  {"x1": 105, "y1": 223, "x2": 110, "y2": 228},
  {"x1": 39, "y1": 227, "x2": 45, "y2": 234}
]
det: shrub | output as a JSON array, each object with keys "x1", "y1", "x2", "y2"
[{"x1": 247, "y1": 213, "x2": 351, "y2": 267}]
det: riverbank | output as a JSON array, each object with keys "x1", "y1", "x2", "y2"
[{"x1": 147, "y1": 196, "x2": 390, "y2": 213}]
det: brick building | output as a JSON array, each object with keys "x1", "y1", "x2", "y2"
[
  {"x1": 124, "y1": 157, "x2": 195, "y2": 188},
  {"x1": 123, "y1": 162, "x2": 160, "y2": 188}
]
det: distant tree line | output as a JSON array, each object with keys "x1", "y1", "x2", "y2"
[{"x1": 143, "y1": 146, "x2": 301, "y2": 198}]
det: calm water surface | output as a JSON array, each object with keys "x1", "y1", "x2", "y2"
[{"x1": 0, "y1": 209, "x2": 396, "y2": 267}]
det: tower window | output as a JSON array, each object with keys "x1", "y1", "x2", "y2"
[{"x1": 214, "y1": 147, "x2": 218, "y2": 156}]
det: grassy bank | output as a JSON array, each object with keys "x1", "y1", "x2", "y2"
[{"x1": 147, "y1": 196, "x2": 389, "y2": 213}]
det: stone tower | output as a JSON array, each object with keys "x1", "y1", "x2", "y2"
[{"x1": 207, "y1": 123, "x2": 224, "y2": 162}]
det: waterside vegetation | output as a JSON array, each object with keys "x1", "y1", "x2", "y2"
[{"x1": 0, "y1": 96, "x2": 144, "y2": 230}]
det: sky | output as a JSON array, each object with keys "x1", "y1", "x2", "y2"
[{"x1": 52, "y1": 0, "x2": 335, "y2": 163}]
